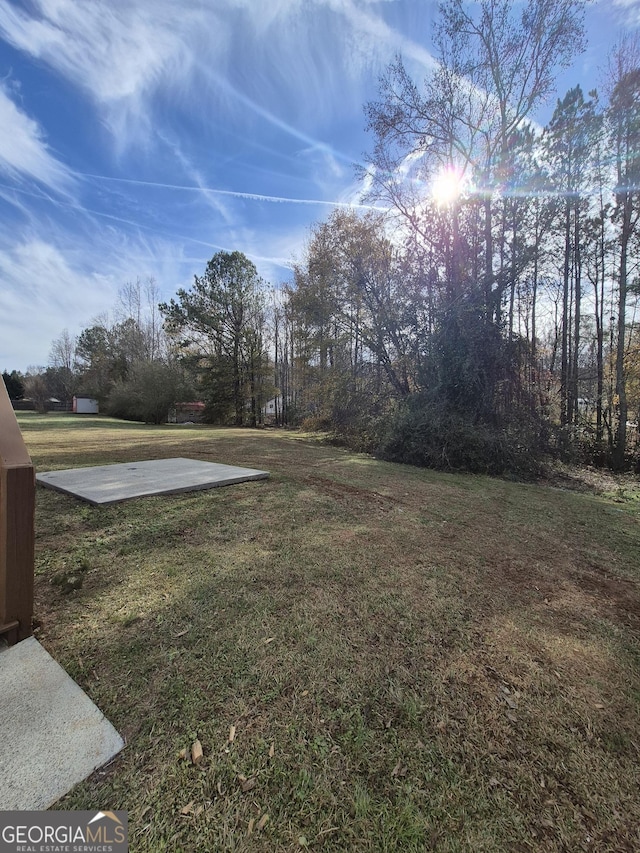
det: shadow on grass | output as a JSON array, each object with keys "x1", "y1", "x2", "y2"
[
  {"x1": 26, "y1": 421, "x2": 640, "y2": 851},
  {"x1": 36, "y1": 508, "x2": 640, "y2": 852}
]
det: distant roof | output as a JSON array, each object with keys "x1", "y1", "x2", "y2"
[{"x1": 175, "y1": 401, "x2": 205, "y2": 410}]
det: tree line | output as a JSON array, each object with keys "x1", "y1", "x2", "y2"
[
  {"x1": 4, "y1": 277, "x2": 190, "y2": 425},
  {"x1": 5, "y1": 1, "x2": 640, "y2": 474},
  {"x1": 282, "y1": 1, "x2": 640, "y2": 474},
  {"x1": 4, "y1": 260, "x2": 274, "y2": 428}
]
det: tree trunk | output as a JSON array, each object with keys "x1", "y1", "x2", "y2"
[
  {"x1": 560, "y1": 204, "x2": 571, "y2": 429},
  {"x1": 571, "y1": 202, "x2": 581, "y2": 429},
  {"x1": 613, "y1": 225, "x2": 629, "y2": 469}
]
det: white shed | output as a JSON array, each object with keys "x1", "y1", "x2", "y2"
[{"x1": 73, "y1": 397, "x2": 99, "y2": 414}]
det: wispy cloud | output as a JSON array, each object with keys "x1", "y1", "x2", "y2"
[
  {"x1": 0, "y1": 0, "x2": 218, "y2": 145},
  {"x1": 0, "y1": 217, "x2": 202, "y2": 371},
  {"x1": 0, "y1": 178, "x2": 302, "y2": 276},
  {"x1": 0, "y1": 0, "x2": 439, "y2": 372},
  {"x1": 611, "y1": 0, "x2": 640, "y2": 24},
  {"x1": 0, "y1": 80, "x2": 74, "y2": 193},
  {"x1": 0, "y1": 238, "x2": 116, "y2": 369},
  {"x1": 0, "y1": 0, "x2": 433, "y2": 147},
  {"x1": 327, "y1": 0, "x2": 436, "y2": 73},
  {"x1": 203, "y1": 70, "x2": 360, "y2": 168}
]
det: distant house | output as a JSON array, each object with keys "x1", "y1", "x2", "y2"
[
  {"x1": 169, "y1": 402, "x2": 206, "y2": 423},
  {"x1": 262, "y1": 394, "x2": 294, "y2": 423},
  {"x1": 263, "y1": 397, "x2": 279, "y2": 419},
  {"x1": 72, "y1": 397, "x2": 99, "y2": 414}
]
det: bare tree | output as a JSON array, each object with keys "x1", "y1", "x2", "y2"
[
  {"x1": 48, "y1": 329, "x2": 75, "y2": 373},
  {"x1": 48, "y1": 329, "x2": 77, "y2": 402},
  {"x1": 365, "y1": 0, "x2": 585, "y2": 317},
  {"x1": 117, "y1": 277, "x2": 167, "y2": 362}
]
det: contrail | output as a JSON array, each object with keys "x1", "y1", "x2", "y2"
[
  {"x1": 0, "y1": 182, "x2": 296, "y2": 270},
  {"x1": 79, "y1": 172, "x2": 386, "y2": 211},
  {"x1": 206, "y1": 71, "x2": 362, "y2": 170}
]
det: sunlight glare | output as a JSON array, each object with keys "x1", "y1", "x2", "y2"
[{"x1": 431, "y1": 166, "x2": 463, "y2": 205}]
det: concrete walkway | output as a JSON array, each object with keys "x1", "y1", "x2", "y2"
[{"x1": 0, "y1": 637, "x2": 124, "y2": 810}]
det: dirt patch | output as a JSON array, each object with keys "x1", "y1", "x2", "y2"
[
  {"x1": 570, "y1": 565, "x2": 640, "y2": 627},
  {"x1": 304, "y1": 474, "x2": 399, "y2": 508}
]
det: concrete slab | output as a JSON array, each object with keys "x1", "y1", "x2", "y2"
[
  {"x1": 36, "y1": 457, "x2": 270, "y2": 505},
  {"x1": 0, "y1": 637, "x2": 124, "y2": 810}
]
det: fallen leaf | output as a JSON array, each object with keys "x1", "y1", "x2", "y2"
[
  {"x1": 228, "y1": 725, "x2": 236, "y2": 743},
  {"x1": 301, "y1": 690, "x2": 309, "y2": 697},
  {"x1": 247, "y1": 817, "x2": 255, "y2": 836},
  {"x1": 506, "y1": 712, "x2": 518, "y2": 723},
  {"x1": 257, "y1": 814, "x2": 269, "y2": 831},
  {"x1": 191, "y1": 739, "x2": 203, "y2": 765},
  {"x1": 594, "y1": 703, "x2": 605, "y2": 710},
  {"x1": 181, "y1": 802, "x2": 195, "y2": 815},
  {"x1": 391, "y1": 760, "x2": 408, "y2": 777},
  {"x1": 216, "y1": 780, "x2": 223, "y2": 796},
  {"x1": 238, "y1": 776, "x2": 257, "y2": 793},
  {"x1": 504, "y1": 695, "x2": 518, "y2": 709},
  {"x1": 178, "y1": 747, "x2": 188, "y2": 761},
  {"x1": 489, "y1": 777, "x2": 499, "y2": 787},
  {"x1": 269, "y1": 742, "x2": 275, "y2": 759}
]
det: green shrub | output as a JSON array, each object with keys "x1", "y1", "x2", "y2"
[
  {"x1": 106, "y1": 361, "x2": 191, "y2": 424},
  {"x1": 379, "y1": 395, "x2": 546, "y2": 477}
]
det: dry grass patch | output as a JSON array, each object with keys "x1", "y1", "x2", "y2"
[{"x1": 18, "y1": 413, "x2": 640, "y2": 852}]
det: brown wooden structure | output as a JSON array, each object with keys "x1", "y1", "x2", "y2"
[{"x1": 0, "y1": 376, "x2": 35, "y2": 645}]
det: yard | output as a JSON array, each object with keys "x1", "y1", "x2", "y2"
[{"x1": 19, "y1": 413, "x2": 640, "y2": 852}]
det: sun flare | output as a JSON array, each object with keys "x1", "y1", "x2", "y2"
[{"x1": 431, "y1": 166, "x2": 463, "y2": 205}]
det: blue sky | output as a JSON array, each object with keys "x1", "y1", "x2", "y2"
[{"x1": 0, "y1": 0, "x2": 637, "y2": 372}]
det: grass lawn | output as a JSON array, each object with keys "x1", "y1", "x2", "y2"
[{"x1": 18, "y1": 413, "x2": 640, "y2": 852}]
